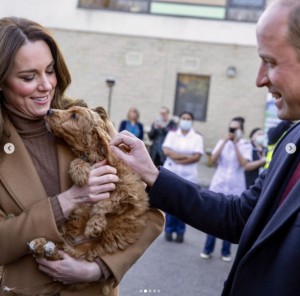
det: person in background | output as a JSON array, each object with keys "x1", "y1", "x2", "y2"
[
  {"x1": 162, "y1": 111, "x2": 204, "y2": 243},
  {"x1": 119, "y1": 107, "x2": 144, "y2": 140},
  {"x1": 0, "y1": 17, "x2": 164, "y2": 296},
  {"x1": 109, "y1": 1, "x2": 300, "y2": 293},
  {"x1": 200, "y1": 117, "x2": 251, "y2": 262},
  {"x1": 148, "y1": 106, "x2": 176, "y2": 167},
  {"x1": 244, "y1": 128, "x2": 268, "y2": 188},
  {"x1": 264, "y1": 120, "x2": 293, "y2": 168}
]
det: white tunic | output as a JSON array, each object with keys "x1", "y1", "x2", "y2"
[
  {"x1": 209, "y1": 139, "x2": 252, "y2": 195},
  {"x1": 163, "y1": 128, "x2": 204, "y2": 183}
]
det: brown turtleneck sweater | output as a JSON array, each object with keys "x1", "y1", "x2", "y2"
[{"x1": 4, "y1": 103, "x2": 65, "y2": 226}]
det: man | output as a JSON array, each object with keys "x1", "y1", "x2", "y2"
[{"x1": 108, "y1": 0, "x2": 300, "y2": 295}]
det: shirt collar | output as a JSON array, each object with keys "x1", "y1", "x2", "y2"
[{"x1": 176, "y1": 128, "x2": 196, "y2": 137}]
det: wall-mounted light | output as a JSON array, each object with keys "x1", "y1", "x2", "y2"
[{"x1": 226, "y1": 66, "x2": 237, "y2": 78}]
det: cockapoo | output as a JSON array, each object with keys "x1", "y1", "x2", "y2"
[{"x1": 24, "y1": 106, "x2": 149, "y2": 295}]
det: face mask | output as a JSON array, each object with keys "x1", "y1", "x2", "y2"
[
  {"x1": 236, "y1": 129, "x2": 242, "y2": 140},
  {"x1": 179, "y1": 119, "x2": 192, "y2": 131},
  {"x1": 255, "y1": 135, "x2": 265, "y2": 146}
]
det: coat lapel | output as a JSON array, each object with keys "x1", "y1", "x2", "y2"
[
  {"x1": 251, "y1": 181, "x2": 300, "y2": 250},
  {"x1": 57, "y1": 141, "x2": 74, "y2": 192},
  {"x1": 0, "y1": 121, "x2": 75, "y2": 210},
  {"x1": 0, "y1": 121, "x2": 47, "y2": 209},
  {"x1": 240, "y1": 122, "x2": 300, "y2": 254}
]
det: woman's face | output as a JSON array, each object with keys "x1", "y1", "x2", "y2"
[
  {"x1": 160, "y1": 108, "x2": 169, "y2": 121},
  {"x1": 0, "y1": 40, "x2": 57, "y2": 118},
  {"x1": 128, "y1": 109, "x2": 138, "y2": 121},
  {"x1": 229, "y1": 120, "x2": 241, "y2": 131}
]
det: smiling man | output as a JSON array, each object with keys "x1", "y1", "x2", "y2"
[
  {"x1": 256, "y1": 1, "x2": 300, "y2": 121},
  {"x1": 108, "y1": 1, "x2": 300, "y2": 295}
]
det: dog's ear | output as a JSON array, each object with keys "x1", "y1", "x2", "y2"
[
  {"x1": 93, "y1": 106, "x2": 117, "y2": 138},
  {"x1": 93, "y1": 125, "x2": 117, "y2": 163},
  {"x1": 93, "y1": 106, "x2": 109, "y2": 122}
]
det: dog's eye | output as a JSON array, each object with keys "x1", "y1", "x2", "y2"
[{"x1": 71, "y1": 113, "x2": 79, "y2": 120}]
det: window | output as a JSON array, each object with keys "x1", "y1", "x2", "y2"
[
  {"x1": 78, "y1": 0, "x2": 266, "y2": 22},
  {"x1": 229, "y1": 0, "x2": 265, "y2": 8},
  {"x1": 79, "y1": 0, "x2": 150, "y2": 13},
  {"x1": 173, "y1": 74, "x2": 210, "y2": 122},
  {"x1": 226, "y1": 0, "x2": 265, "y2": 21}
]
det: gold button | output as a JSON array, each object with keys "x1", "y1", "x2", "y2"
[
  {"x1": 102, "y1": 285, "x2": 110, "y2": 295},
  {"x1": 6, "y1": 213, "x2": 15, "y2": 219}
]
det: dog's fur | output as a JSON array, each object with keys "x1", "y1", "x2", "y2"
[{"x1": 26, "y1": 106, "x2": 149, "y2": 296}]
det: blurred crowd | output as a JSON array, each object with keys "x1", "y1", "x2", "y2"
[{"x1": 118, "y1": 106, "x2": 290, "y2": 261}]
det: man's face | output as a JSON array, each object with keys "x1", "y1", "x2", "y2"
[{"x1": 256, "y1": 5, "x2": 300, "y2": 121}]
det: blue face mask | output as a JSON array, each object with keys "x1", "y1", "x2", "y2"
[{"x1": 179, "y1": 119, "x2": 192, "y2": 131}]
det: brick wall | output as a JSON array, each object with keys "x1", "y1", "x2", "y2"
[{"x1": 51, "y1": 28, "x2": 267, "y2": 149}]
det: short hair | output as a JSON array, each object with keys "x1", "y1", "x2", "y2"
[
  {"x1": 231, "y1": 116, "x2": 245, "y2": 132},
  {"x1": 160, "y1": 106, "x2": 170, "y2": 114},
  {"x1": 249, "y1": 127, "x2": 262, "y2": 139},
  {"x1": 179, "y1": 111, "x2": 194, "y2": 121},
  {"x1": 268, "y1": 0, "x2": 300, "y2": 60}
]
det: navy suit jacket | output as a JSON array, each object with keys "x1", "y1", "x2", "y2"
[{"x1": 149, "y1": 122, "x2": 300, "y2": 296}]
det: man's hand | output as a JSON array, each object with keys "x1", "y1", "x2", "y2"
[{"x1": 109, "y1": 131, "x2": 159, "y2": 186}]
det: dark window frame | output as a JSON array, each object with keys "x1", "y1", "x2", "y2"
[
  {"x1": 78, "y1": 0, "x2": 266, "y2": 23},
  {"x1": 173, "y1": 73, "x2": 211, "y2": 122},
  {"x1": 78, "y1": 0, "x2": 152, "y2": 13},
  {"x1": 227, "y1": 0, "x2": 266, "y2": 9}
]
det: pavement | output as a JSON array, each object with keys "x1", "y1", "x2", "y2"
[
  {"x1": 196, "y1": 154, "x2": 216, "y2": 188},
  {"x1": 120, "y1": 156, "x2": 238, "y2": 296},
  {"x1": 120, "y1": 226, "x2": 237, "y2": 296}
]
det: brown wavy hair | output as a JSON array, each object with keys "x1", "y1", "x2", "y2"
[{"x1": 0, "y1": 17, "x2": 80, "y2": 146}]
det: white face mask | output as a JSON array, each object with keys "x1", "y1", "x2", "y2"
[
  {"x1": 236, "y1": 129, "x2": 242, "y2": 140},
  {"x1": 179, "y1": 119, "x2": 192, "y2": 131},
  {"x1": 255, "y1": 135, "x2": 265, "y2": 146}
]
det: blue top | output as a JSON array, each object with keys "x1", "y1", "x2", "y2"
[{"x1": 119, "y1": 120, "x2": 144, "y2": 140}]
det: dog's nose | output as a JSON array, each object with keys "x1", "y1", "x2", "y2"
[{"x1": 47, "y1": 109, "x2": 54, "y2": 116}]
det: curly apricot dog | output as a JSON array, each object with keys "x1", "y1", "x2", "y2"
[{"x1": 27, "y1": 106, "x2": 149, "y2": 295}]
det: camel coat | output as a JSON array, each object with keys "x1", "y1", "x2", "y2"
[{"x1": 0, "y1": 120, "x2": 164, "y2": 296}]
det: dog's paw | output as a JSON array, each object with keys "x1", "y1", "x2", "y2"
[
  {"x1": 69, "y1": 159, "x2": 90, "y2": 186},
  {"x1": 28, "y1": 238, "x2": 62, "y2": 260},
  {"x1": 28, "y1": 238, "x2": 47, "y2": 258}
]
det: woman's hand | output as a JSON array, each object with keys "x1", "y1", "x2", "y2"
[
  {"x1": 58, "y1": 160, "x2": 119, "y2": 219},
  {"x1": 36, "y1": 251, "x2": 101, "y2": 284}
]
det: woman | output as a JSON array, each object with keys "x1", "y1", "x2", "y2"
[
  {"x1": 0, "y1": 17, "x2": 163, "y2": 296},
  {"x1": 148, "y1": 106, "x2": 176, "y2": 167},
  {"x1": 119, "y1": 107, "x2": 144, "y2": 140},
  {"x1": 200, "y1": 117, "x2": 251, "y2": 261},
  {"x1": 162, "y1": 111, "x2": 204, "y2": 242},
  {"x1": 244, "y1": 128, "x2": 267, "y2": 188}
]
